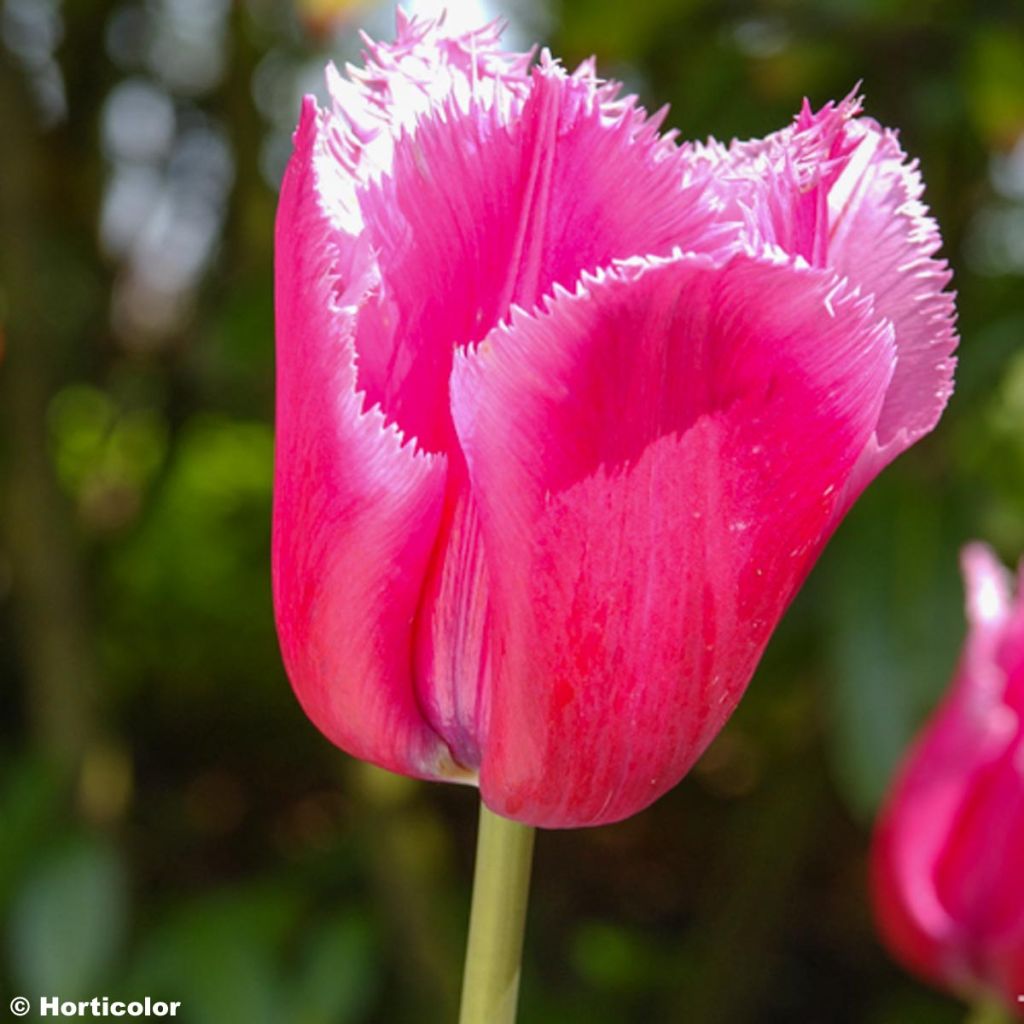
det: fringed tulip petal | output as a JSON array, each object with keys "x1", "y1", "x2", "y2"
[
  {"x1": 349, "y1": 57, "x2": 727, "y2": 455},
  {"x1": 872, "y1": 545, "x2": 1024, "y2": 1007},
  {"x1": 273, "y1": 99, "x2": 461, "y2": 781},
  {"x1": 314, "y1": 15, "x2": 535, "y2": 233},
  {"x1": 826, "y1": 124, "x2": 957, "y2": 457},
  {"x1": 452, "y1": 254, "x2": 897, "y2": 827},
  {"x1": 698, "y1": 95, "x2": 957, "y2": 472}
]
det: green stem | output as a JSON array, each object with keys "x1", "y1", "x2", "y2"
[
  {"x1": 458, "y1": 801, "x2": 536, "y2": 1024},
  {"x1": 964, "y1": 995, "x2": 1015, "y2": 1024}
]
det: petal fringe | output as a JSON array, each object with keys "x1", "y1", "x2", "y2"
[{"x1": 693, "y1": 93, "x2": 957, "y2": 471}]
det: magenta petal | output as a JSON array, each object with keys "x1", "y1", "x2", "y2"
[
  {"x1": 315, "y1": 16, "x2": 535, "y2": 233},
  {"x1": 702, "y1": 95, "x2": 957, "y2": 471},
  {"x1": 350, "y1": 58, "x2": 725, "y2": 455},
  {"x1": 826, "y1": 123, "x2": 957, "y2": 455},
  {"x1": 412, "y1": 464, "x2": 492, "y2": 768},
  {"x1": 273, "y1": 99, "x2": 461, "y2": 781},
  {"x1": 275, "y1": 15, "x2": 960, "y2": 835},
  {"x1": 451, "y1": 253, "x2": 896, "y2": 827},
  {"x1": 956, "y1": 551, "x2": 1024, "y2": 1000},
  {"x1": 871, "y1": 545, "x2": 1024, "y2": 996}
]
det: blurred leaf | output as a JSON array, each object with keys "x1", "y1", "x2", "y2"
[
  {"x1": 48, "y1": 384, "x2": 117, "y2": 493},
  {"x1": 125, "y1": 885, "x2": 380, "y2": 1024},
  {"x1": 866, "y1": 983, "x2": 961, "y2": 1024},
  {"x1": 952, "y1": 337, "x2": 1024, "y2": 555},
  {"x1": 821, "y1": 471, "x2": 964, "y2": 819},
  {"x1": 6, "y1": 834, "x2": 128, "y2": 999},
  {"x1": 127, "y1": 884, "x2": 299, "y2": 1024},
  {"x1": 103, "y1": 414, "x2": 276, "y2": 693},
  {"x1": 0, "y1": 755, "x2": 64, "y2": 909},
  {"x1": 287, "y1": 914, "x2": 378, "y2": 1024},
  {"x1": 964, "y1": 27, "x2": 1024, "y2": 147},
  {"x1": 49, "y1": 384, "x2": 169, "y2": 530},
  {"x1": 569, "y1": 920, "x2": 667, "y2": 994},
  {"x1": 953, "y1": 313, "x2": 1024, "y2": 403},
  {"x1": 557, "y1": 0, "x2": 700, "y2": 61}
]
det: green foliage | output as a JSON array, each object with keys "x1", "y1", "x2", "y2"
[
  {"x1": 289, "y1": 915, "x2": 379, "y2": 1024},
  {"x1": 0, "y1": 757, "x2": 66, "y2": 911},
  {"x1": 820, "y1": 473, "x2": 964, "y2": 819},
  {"x1": 569, "y1": 920, "x2": 670, "y2": 993},
  {"x1": 123, "y1": 886, "x2": 379, "y2": 1024},
  {"x1": 49, "y1": 384, "x2": 169, "y2": 530},
  {"x1": 964, "y1": 28, "x2": 1024, "y2": 146},
  {"x1": 104, "y1": 414, "x2": 277, "y2": 692},
  {"x1": 6, "y1": 836, "x2": 129, "y2": 1000}
]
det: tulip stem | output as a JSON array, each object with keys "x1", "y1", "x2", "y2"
[{"x1": 458, "y1": 801, "x2": 536, "y2": 1024}]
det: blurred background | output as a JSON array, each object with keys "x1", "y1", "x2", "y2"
[{"x1": 1, "y1": 0, "x2": 1023, "y2": 1021}]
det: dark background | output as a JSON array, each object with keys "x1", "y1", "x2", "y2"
[{"x1": 2, "y1": 0, "x2": 1023, "y2": 1021}]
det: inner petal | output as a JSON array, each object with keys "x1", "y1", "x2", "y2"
[
  {"x1": 350, "y1": 61, "x2": 724, "y2": 456},
  {"x1": 703, "y1": 95, "x2": 956, "y2": 453}
]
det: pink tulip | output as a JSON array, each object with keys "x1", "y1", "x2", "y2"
[
  {"x1": 872, "y1": 545, "x2": 1024, "y2": 1010},
  {"x1": 272, "y1": 14, "x2": 957, "y2": 828}
]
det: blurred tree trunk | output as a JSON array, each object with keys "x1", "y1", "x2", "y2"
[{"x1": 0, "y1": 51, "x2": 97, "y2": 781}]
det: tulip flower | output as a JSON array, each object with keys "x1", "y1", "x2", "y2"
[
  {"x1": 273, "y1": 13, "x2": 957, "y2": 1020},
  {"x1": 274, "y1": 12, "x2": 956, "y2": 828},
  {"x1": 872, "y1": 545, "x2": 1024, "y2": 1018}
]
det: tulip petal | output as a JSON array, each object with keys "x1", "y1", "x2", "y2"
[
  {"x1": 936, "y1": 550, "x2": 1024, "y2": 995},
  {"x1": 349, "y1": 60, "x2": 725, "y2": 455},
  {"x1": 314, "y1": 14, "x2": 535, "y2": 234},
  {"x1": 826, "y1": 123, "x2": 957, "y2": 456},
  {"x1": 280, "y1": 19, "x2": 729, "y2": 774},
  {"x1": 412, "y1": 463, "x2": 492, "y2": 768},
  {"x1": 700, "y1": 95, "x2": 957, "y2": 467},
  {"x1": 273, "y1": 98, "x2": 462, "y2": 781},
  {"x1": 452, "y1": 253, "x2": 896, "y2": 827},
  {"x1": 871, "y1": 545, "x2": 1024, "y2": 992}
]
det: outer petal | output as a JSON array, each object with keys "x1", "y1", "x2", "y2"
[
  {"x1": 699, "y1": 95, "x2": 957, "y2": 473},
  {"x1": 451, "y1": 253, "x2": 896, "y2": 827},
  {"x1": 871, "y1": 546, "x2": 1024, "y2": 995},
  {"x1": 272, "y1": 99, "x2": 461, "y2": 781},
  {"x1": 992, "y1": 569, "x2": 1024, "y2": 1005},
  {"x1": 272, "y1": 16, "x2": 531, "y2": 779}
]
